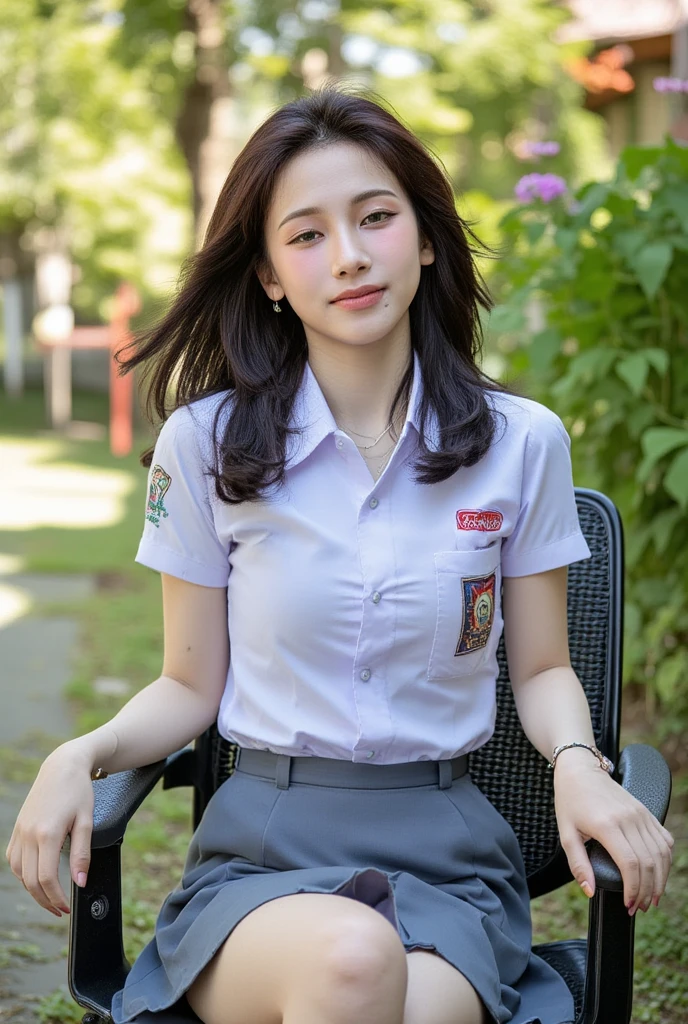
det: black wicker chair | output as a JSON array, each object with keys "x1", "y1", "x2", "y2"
[{"x1": 68, "y1": 488, "x2": 672, "y2": 1024}]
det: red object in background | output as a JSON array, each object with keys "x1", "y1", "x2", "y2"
[
  {"x1": 38, "y1": 282, "x2": 141, "y2": 457},
  {"x1": 109, "y1": 282, "x2": 141, "y2": 457}
]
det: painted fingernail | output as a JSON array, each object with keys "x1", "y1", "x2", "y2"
[
  {"x1": 77, "y1": 872, "x2": 87, "y2": 888},
  {"x1": 580, "y1": 881, "x2": 594, "y2": 898},
  {"x1": 653, "y1": 895, "x2": 661, "y2": 908}
]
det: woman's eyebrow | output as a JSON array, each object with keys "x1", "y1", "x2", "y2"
[{"x1": 277, "y1": 188, "x2": 399, "y2": 230}]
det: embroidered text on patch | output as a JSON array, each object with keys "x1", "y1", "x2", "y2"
[
  {"x1": 145, "y1": 465, "x2": 172, "y2": 527},
  {"x1": 456, "y1": 509, "x2": 503, "y2": 532},
  {"x1": 455, "y1": 572, "x2": 496, "y2": 656}
]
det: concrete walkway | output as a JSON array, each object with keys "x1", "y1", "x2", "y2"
[{"x1": 0, "y1": 571, "x2": 95, "y2": 1024}]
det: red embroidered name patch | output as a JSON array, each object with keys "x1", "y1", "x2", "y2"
[{"x1": 456, "y1": 509, "x2": 503, "y2": 532}]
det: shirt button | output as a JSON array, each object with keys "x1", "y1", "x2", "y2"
[
  {"x1": 360, "y1": 668, "x2": 371, "y2": 681},
  {"x1": 336, "y1": 438, "x2": 344, "y2": 449},
  {"x1": 371, "y1": 591, "x2": 381, "y2": 604},
  {"x1": 366, "y1": 751, "x2": 376, "y2": 759},
  {"x1": 369, "y1": 497, "x2": 379, "y2": 509}
]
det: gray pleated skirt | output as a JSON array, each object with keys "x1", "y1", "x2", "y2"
[{"x1": 111, "y1": 750, "x2": 575, "y2": 1024}]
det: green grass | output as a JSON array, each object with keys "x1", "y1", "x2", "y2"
[
  {"x1": 0, "y1": 389, "x2": 155, "y2": 577},
  {"x1": 2, "y1": 389, "x2": 686, "y2": 1023}
]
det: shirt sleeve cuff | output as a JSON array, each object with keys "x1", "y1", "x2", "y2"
[
  {"x1": 501, "y1": 531, "x2": 592, "y2": 577},
  {"x1": 135, "y1": 540, "x2": 230, "y2": 588}
]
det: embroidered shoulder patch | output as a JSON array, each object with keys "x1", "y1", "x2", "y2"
[
  {"x1": 455, "y1": 572, "x2": 496, "y2": 656},
  {"x1": 145, "y1": 465, "x2": 172, "y2": 527},
  {"x1": 456, "y1": 509, "x2": 503, "y2": 532}
]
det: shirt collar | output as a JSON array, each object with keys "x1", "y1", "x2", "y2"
[{"x1": 285, "y1": 349, "x2": 439, "y2": 470}]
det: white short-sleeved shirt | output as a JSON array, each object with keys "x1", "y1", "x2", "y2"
[{"x1": 136, "y1": 350, "x2": 591, "y2": 763}]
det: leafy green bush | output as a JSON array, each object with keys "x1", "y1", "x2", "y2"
[{"x1": 491, "y1": 137, "x2": 688, "y2": 741}]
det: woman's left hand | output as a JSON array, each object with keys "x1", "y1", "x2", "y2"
[{"x1": 552, "y1": 750, "x2": 675, "y2": 915}]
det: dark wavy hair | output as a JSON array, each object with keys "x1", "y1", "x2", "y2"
[{"x1": 120, "y1": 84, "x2": 506, "y2": 503}]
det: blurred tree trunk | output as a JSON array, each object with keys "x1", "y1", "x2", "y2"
[{"x1": 175, "y1": 0, "x2": 239, "y2": 248}]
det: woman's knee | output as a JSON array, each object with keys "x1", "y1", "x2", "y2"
[
  {"x1": 186, "y1": 892, "x2": 407, "y2": 1024},
  {"x1": 315, "y1": 902, "x2": 408, "y2": 994}
]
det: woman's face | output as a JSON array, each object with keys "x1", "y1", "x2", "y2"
[{"x1": 258, "y1": 141, "x2": 434, "y2": 355}]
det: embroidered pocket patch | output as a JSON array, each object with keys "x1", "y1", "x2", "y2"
[
  {"x1": 455, "y1": 572, "x2": 496, "y2": 656},
  {"x1": 145, "y1": 464, "x2": 172, "y2": 527}
]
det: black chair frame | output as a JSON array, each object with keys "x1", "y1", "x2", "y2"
[{"x1": 67, "y1": 489, "x2": 672, "y2": 1024}]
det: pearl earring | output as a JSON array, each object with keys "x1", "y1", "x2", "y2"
[{"x1": 273, "y1": 300, "x2": 282, "y2": 313}]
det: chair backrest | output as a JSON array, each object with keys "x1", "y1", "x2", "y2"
[
  {"x1": 469, "y1": 488, "x2": 623, "y2": 896},
  {"x1": 201, "y1": 488, "x2": 623, "y2": 899}
]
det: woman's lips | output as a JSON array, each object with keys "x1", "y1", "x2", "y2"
[{"x1": 332, "y1": 288, "x2": 385, "y2": 310}]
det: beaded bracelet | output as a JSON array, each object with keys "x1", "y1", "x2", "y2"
[{"x1": 547, "y1": 742, "x2": 615, "y2": 774}]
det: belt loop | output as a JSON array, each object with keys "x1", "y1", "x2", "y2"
[
  {"x1": 437, "y1": 760, "x2": 452, "y2": 789},
  {"x1": 276, "y1": 754, "x2": 292, "y2": 790}
]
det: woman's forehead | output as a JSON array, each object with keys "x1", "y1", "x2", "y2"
[{"x1": 268, "y1": 143, "x2": 401, "y2": 221}]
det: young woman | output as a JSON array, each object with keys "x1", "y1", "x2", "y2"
[{"x1": 6, "y1": 87, "x2": 674, "y2": 1024}]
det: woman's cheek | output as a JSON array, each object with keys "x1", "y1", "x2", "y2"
[
  {"x1": 284, "y1": 248, "x2": 324, "y2": 298},
  {"x1": 372, "y1": 220, "x2": 418, "y2": 267},
  {"x1": 277, "y1": 249, "x2": 328, "y2": 321}
]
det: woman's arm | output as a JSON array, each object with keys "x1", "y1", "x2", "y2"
[
  {"x1": 503, "y1": 567, "x2": 674, "y2": 916},
  {"x1": 502, "y1": 567, "x2": 596, "y2": 763},
  {"x1": 53, "y1": 573, "x2": 229, "y2": 773},
  {"x1": 5, "y1": 574, "x2": 229, "y2": 917}
]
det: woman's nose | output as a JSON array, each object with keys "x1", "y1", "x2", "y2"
[{"x1": 331, "y1": 231, "x2": 371, "y2": 276}]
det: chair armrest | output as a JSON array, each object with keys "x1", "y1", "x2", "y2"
[
  {"x1": 588, "y1": 743, "x2": 672, "y2": 892},
  {"x1": 67, "y1": 746, "x2": 196, "y2": 1019}
]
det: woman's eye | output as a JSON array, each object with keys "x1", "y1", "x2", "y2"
[
  {"x1": 363, "y1": 210, "x2": 393, "y2": 225},
  {"x1": 290, "y1": 230, "x2": 319, "y2": 244}
]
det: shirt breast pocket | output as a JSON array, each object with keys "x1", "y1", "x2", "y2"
[{"x1": 427, "y1": 547, "x2": 501, "y2": 681}]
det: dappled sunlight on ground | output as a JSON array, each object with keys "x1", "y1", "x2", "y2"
[
  {"x1": 0, "y1": 581, "x2": 33, "y2": 630},
  {"x1": 0, "y1": 437, "x2": 136, "y2": 530}
]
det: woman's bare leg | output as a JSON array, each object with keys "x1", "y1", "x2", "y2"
[
  {"x1": 404, "y1": 950, "x2": 489, "y2": 1024},
  {"x1": 186, "y1": 892, "x2": 408, "y2": 1024}
]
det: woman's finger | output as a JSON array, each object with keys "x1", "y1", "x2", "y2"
[
  {"x1": 595, "y1": 826, "x2": 640, "y2": 910},
  {"x1": 638, "y1": 822, "x2": 672, "y2": 908},
  {"x1": 621, "y1": 821, "x2": 657, "y2": 915},
  {"x1": 21, "y1": 841, "x2": 62, "y2": 917},
  {"x1": 37, "y1": 828, "x2": 71, "y2": 914},
  {"x1": 650, "y1": 818, "x2": 674, "y2": 865}
]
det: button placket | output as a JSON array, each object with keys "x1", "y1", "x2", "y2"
[{"x1": 352, "y1": 490, "x2": 394, "y2": 762}]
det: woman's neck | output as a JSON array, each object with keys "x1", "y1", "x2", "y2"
[{"x1": 307, "y1": 341, "x2": 412, "y2": 438}]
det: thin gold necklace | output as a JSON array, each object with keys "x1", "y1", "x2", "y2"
[{"x1": 338, "y1": 420, "x2": 394, "y2": 450}]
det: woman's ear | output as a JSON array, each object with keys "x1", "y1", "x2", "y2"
[
  {"x1": 255, "y1": 259, "x2": 285, "y2": 303},
  {"x1": 420, "y1": 235, "x2": 435, "y2": 266}
]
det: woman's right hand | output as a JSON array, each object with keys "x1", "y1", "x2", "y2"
[{"x1": 4, "y1": 743, "x2": 95, "y2": 917}]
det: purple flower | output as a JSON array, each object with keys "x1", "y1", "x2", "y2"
[
  {"x1": 653, "y1": 76, "x2": 688, "y2": 93},
  {"x1": 514, "y1": 173, "x2": 567, "y2": 204},
  {"x1": 525, "y1": 140, "x2": 561, "y2": 157}
]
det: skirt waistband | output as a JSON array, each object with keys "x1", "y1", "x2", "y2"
[{"x1": 234, "y1": 748, "x2": 469, "y2": 790}]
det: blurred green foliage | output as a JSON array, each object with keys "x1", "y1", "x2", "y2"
[
  {"x1": 492, "y1": 137, "x2": 688, "y2": 738},
  {"x1": 0, "y1": 0, "x2": 607, "y2": 326},
  {"x1": 0, "y1": 0, "x2": 192, "y2": 322}
]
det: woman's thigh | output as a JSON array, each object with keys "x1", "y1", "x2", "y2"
[
  {"x1": 404, "y1": 950, "x2": 489, "y2": 1024},
  {"x1": 185, "y1": 891, "x2": 408, "y2": 1024}
]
